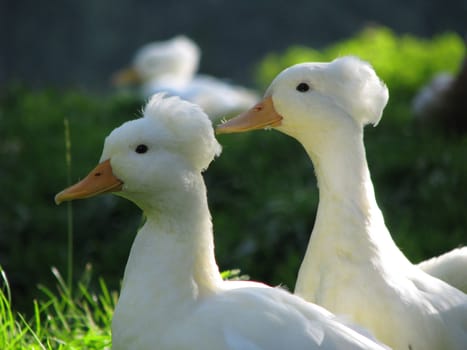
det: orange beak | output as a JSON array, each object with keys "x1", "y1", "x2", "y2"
[
  {"x1": 111, "y1": 67, "x2": 142, "y2": 86},
  {"x1": 55, "y1": 159, "x2": 123, "y2": 205},
  {"x1": 216, "y1": 96, "x2": 283, "y2": 134}
]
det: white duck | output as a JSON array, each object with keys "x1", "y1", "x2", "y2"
[
  {"x1": 112, "y1": 36, "x2": 258, "y2": 120},
  {"x1": 55, "y1": 94, "x2": 388, "y2": 350},
  {"x1": 217, "y1": 56, "x2": 467, "y2": 350}
]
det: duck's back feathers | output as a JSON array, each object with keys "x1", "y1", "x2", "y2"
[
  {"x1": 417, "y1": 247, "x2": 467, "y2": 293},
  {"x1": 170, "y1": 283, "x2": 388, "y2": 350}
]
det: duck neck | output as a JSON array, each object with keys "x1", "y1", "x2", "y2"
[
  {"x1": 293, "y1": 124, "x2": 409, "y2": 296},
  {"x1": 118, "y1": 173, "x2": 222, "y2": 311}
]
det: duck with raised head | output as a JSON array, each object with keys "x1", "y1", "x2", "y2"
[
  {"x1": 217, "y1": 56, "x2": 467, "y2": 350},
  {"x1": 55, "y1": 94, "x2": 387, "y2": 350}
]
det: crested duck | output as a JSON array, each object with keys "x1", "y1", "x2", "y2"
[{"x1": 217, "y1": 56, "x2": 467, "y2": 349}]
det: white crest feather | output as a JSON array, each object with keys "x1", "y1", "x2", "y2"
[
  {"x1": 327, "y1": 56, "x2": 389, "y2": 126},
  {"x1": 143, "y1": 93, "x2": 222, "y2": 170}
]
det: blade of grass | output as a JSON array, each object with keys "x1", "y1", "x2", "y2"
[
  {"x1": 17, "y1": 313, "x2": 47, "y2": 350},
  {"x1": 32, "y1": 299, "x2": 41, "y2": 339},
  {"x1": 63, "y1": 118, "x2": 74, "y2": 295}
]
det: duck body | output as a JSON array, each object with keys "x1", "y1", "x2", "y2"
[
  {"x1": 416, "y1": 247, "x2": 467, "y2": 292},
  {"x1": 217, "y1": 56, "x2": 467, "y2": 350},
  {"x1": 56, "y1": 94, "x2": 386, "y2": 350}
]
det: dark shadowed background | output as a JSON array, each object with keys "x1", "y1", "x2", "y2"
[{"x1": 2, "y1": 0, "x2": 466, "y2": 89}]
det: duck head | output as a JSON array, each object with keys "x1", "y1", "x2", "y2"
[
  {"x1": 55, "y1": 94, "x2": 221, "y2": 209},
  {"x1": 217, "y1": 56, "x2": 389, "y2": 141}
]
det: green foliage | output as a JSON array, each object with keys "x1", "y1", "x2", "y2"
[{"x1": 210, "y1": 130, "x2": 317, "y2": 286}]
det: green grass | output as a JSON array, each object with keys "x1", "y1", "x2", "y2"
[{"x1": 0, "y1": 266, "x2": 114, "y2": 349}]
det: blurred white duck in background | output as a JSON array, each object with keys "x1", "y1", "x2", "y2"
[
  {"x1": 217, "y1": 56, "x2": 467, "y2": 349},
  {"x1": 112, "y1": 36, "x2": 258, "y2": 121},
  {"x1": 55, "y1": 94, "x2": 388, "y2": 350}
]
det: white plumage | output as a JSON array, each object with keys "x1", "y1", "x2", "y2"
[
  {"x1": 217, "y1": 56, "x2": 467, "y2": 350},
  {"x1": 112, "y1": 36, "x2": 259, "y2": 121},
  {"x1": 55, "y1": 94, "x2": 387, "y2": 350},
  {"x1": 417, "y1": 247, "x2": 467, "y2": 292}
]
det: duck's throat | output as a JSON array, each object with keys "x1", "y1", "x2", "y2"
[
  {"x1": 294, "y1": 129, "x2": 408, "y2": 297},
  {"x1": 117, "y1": 180, "x2": 222, "y2": 315}
]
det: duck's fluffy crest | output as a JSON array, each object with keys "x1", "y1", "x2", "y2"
[
  {"x1": 143, "y1": 93, "x2": 222, "y2": 171},
  {"x1": 327, "y1": 56, "x2": 388, "y2": 126}
]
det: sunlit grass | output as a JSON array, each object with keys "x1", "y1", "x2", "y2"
[{"x1": 0, "y1": 265, "x2": 114, "y2": 349}]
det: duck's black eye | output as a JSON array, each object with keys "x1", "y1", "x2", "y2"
[
  {"x1": 296, "y1": 83, "x2": 310, "y2": 92},
  {"x1": 135, "y1": 144, "x2": 148, "y2": 154}
]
